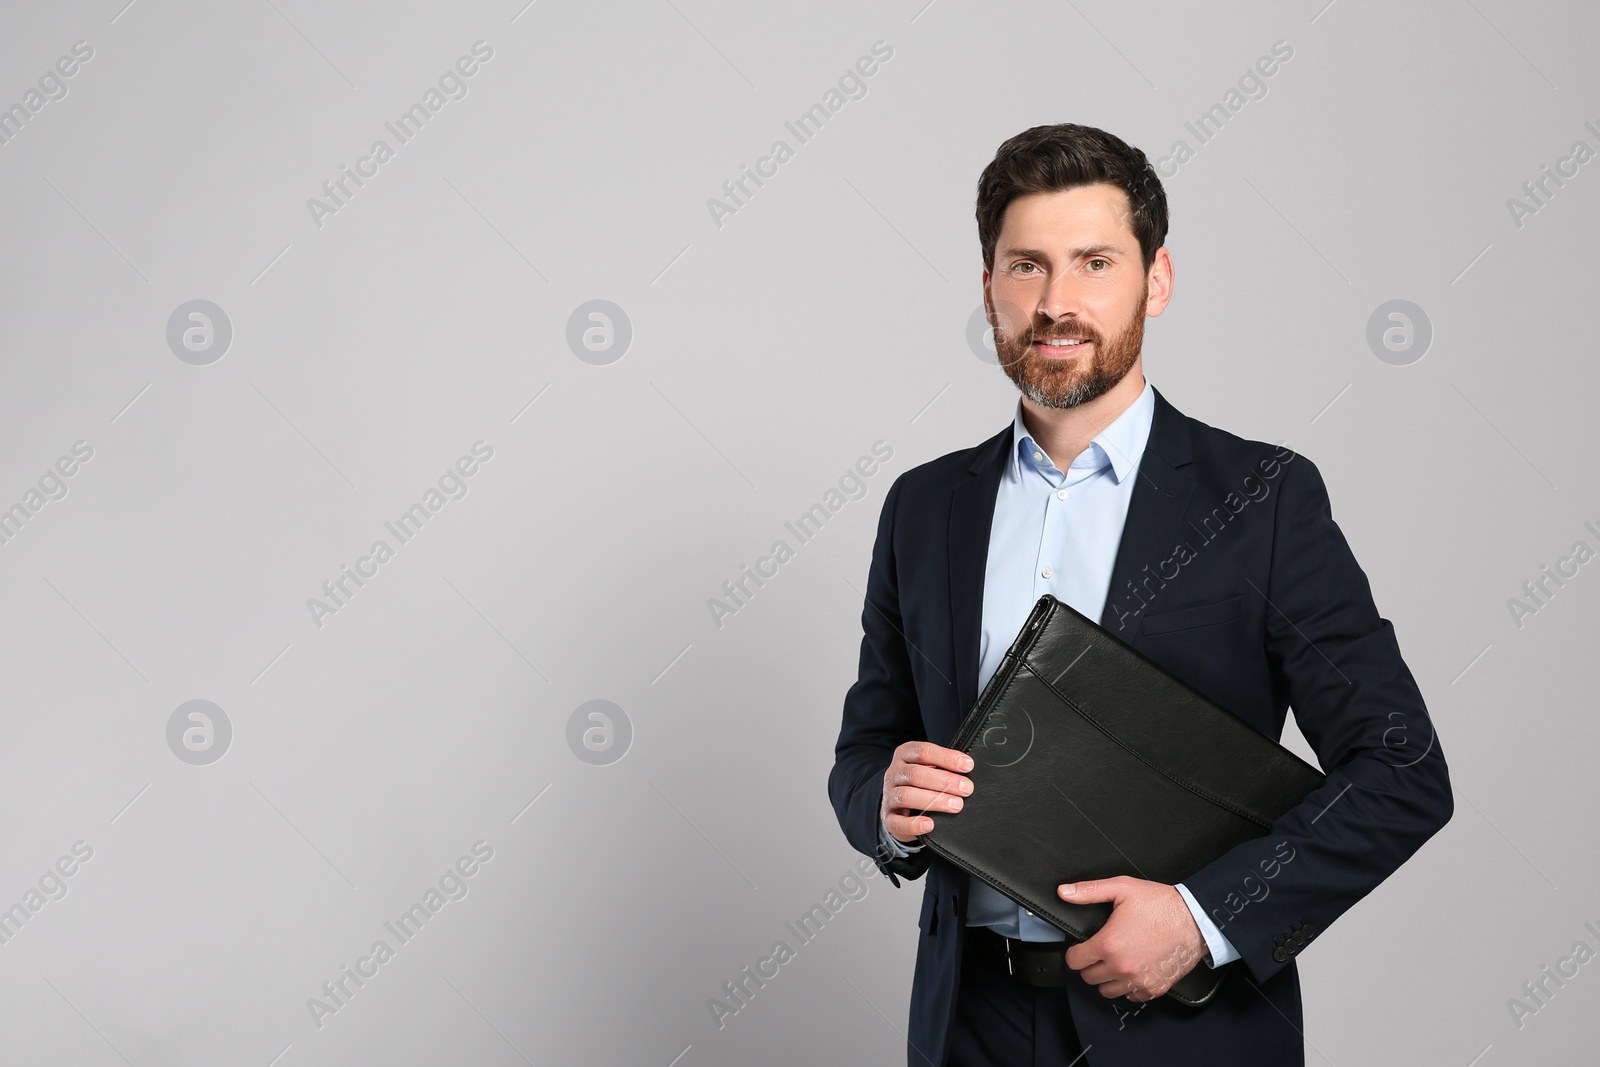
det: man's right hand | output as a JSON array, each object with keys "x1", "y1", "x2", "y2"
[{"x1": 880, "y1": 741, "x2": 975, "y2": 843}]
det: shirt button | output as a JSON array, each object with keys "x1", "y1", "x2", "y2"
[
  {"x1": 1056, "y1": 489, "x2": 1068, "y2": 500},
  {"x1": 1025, "y1": 910, "x2": 1034, "y2": 916},
  {"x1": 1041, "y1": 567, "x2": 1053, "y2": 579},
  {"x1": 1032, "y1": 450, "x2": 1044, "y2": 462}
]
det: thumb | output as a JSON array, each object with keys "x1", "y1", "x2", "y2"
[{"x1": 1058, "y1": 876, "x2": 1128, "y2": 904}]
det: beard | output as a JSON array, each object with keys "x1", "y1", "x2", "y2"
[{"x1": 992, "y1": 280, "x2": 1147, "y2": 409}]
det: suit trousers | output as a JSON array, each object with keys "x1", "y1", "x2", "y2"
[{"x1": 946, "y1": 930, "x2": 1089, "y2": 1067}]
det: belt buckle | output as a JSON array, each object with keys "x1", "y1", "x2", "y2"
[{"x1": 1003, "y1": 934, "x2": 1014, "y2": 977}]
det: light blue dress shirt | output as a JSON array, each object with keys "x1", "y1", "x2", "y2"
[{"x1": 878, "y1": 377, "x2": 1239, "y2": 968}]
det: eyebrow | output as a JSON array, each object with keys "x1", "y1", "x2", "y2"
[{"x1": 999, "y1": 244, "x2": 1122, "y2": 262}]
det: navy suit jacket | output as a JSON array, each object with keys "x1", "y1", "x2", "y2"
[{"x1": 829, "y1": 385, "x2": 1453, "y2": 1067}]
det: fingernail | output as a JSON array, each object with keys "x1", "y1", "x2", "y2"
[
  {"x1": 959, "y1": 780, "x2": 973, "y2": 795},
  {"x1": 1059, "y1": 884, "x2": 1075, "y2": 896},
  {"x1": 948, "y1": 797, "x2": 962, "y2": 810}
]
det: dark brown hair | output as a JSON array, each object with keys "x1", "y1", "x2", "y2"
[{"x1": 976, "y1": 123, "x2": 1168, "y2": 274}]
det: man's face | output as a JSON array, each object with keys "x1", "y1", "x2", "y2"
[{"x1": 984, "y1": 184, "x2": 1157, "y2": 409}]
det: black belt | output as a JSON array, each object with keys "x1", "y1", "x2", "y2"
[{"x1": 965, "y1": 925, "x2": 1070, "y2": 988}]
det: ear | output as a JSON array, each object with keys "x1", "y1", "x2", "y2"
[{"x1": 1144, "y1": 247, "x2": 1174, "y2": 318}]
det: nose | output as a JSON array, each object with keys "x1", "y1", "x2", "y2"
[{"x1": 1035, "y1": 270, "x2": 1083, "y2": 324}]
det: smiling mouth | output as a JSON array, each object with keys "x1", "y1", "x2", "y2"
[{"x1": 1032, "y1": 338, "x2": 1091, "y2": 354}]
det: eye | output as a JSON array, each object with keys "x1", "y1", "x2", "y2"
[
  {"x1": 1008, "y1": 262, "x2": 1040, "y2": 276},
  {"x1": 1086, "y1": 258, "x2": 1109, "y2": 271}
]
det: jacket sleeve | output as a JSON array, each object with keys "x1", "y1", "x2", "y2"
[
  {"x1": 1179, "y1": 453, "x2": 1453, "y2": 984},
  {"x1": 829, "y1": 473, "x2": 932, "y2": 888}
]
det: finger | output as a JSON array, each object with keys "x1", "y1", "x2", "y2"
[
  {"x1": 1128, "y1": 973, "x2": 1169, "y2": 1001},
  {"x1": 885, "y1": 784, "x2": 967, "y2": 817},
  {"x1": 1058, "y1": 876, "x2": 1128, "y2": 904},
  {"x1": 1064, "y1": 942, "x2": 1101, "y2": 971},
  {"x1": 884, "y1": 811, "x2": 935, "y2": 841},
  {"x1": 893, "y1": 763, "x2": 974, "y2": 799},
  {"x1": 1076, "y1": 962, "x2": 1117, "y2": 986},
  {"x1": 899, "y1": 741, "x2": 975, "y2": 773},
  {"x1": 1126, "y1": 982, "x2": 1164, "y2": 1003}
]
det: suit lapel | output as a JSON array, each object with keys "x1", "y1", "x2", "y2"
[
  {"x1": 1099, "y1": 386, "x2": 1197, "y2": 634},
  {"x1": 948, "y1": 426, "x2": 1011, "y2": 730}
]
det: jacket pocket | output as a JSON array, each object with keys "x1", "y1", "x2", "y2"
[
  {"x1": 917, "y1": 888, "x2": 938, "y2": 936},
  {"x1": 1140, "y1": 594, "x2": 1243, "y2": 636}
]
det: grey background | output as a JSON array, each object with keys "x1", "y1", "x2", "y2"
[{"x1": 0, "y1": 0, "x2": 1594, "y2": 1063}]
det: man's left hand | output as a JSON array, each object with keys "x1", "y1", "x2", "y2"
[{"x1": 1059, "y1": 876, "x2": 1207, "y2": 1001}]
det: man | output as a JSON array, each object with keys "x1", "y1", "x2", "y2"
[{"x1": 828, "y1": 124, "x2": 1453, "y2": 1066}]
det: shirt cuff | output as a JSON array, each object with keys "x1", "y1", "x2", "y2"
[
  {"x1": 1175, "y1": 882, "x2": 1240, "y2": 968},
  {"x1": 878, "y1": 813, "x2": 925, "y2": 858}
]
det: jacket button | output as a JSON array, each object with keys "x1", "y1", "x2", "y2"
[{"x1": 1272, "y1": 947, "x2": 1288, "y2": 963}]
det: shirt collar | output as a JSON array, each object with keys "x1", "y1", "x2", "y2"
[{"x1": 1009, "y1": 376, "x2": 1155, "y2": 485}]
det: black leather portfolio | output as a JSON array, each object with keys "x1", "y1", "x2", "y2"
[{"x1": 920, "y1": 593, "x2": 1325, "y2": 1006}]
